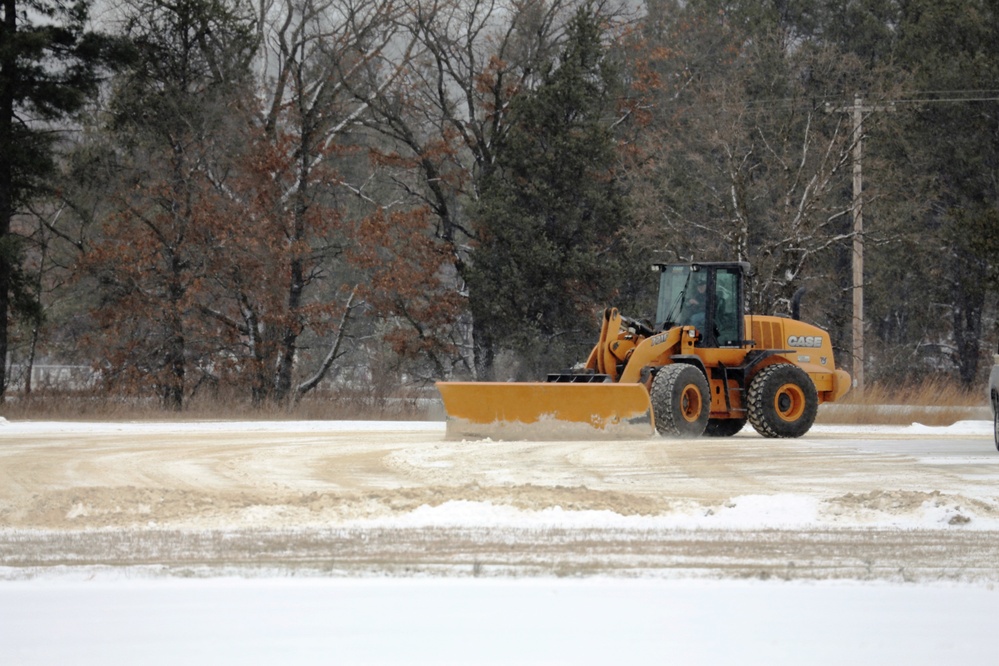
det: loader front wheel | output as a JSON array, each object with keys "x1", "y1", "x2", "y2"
[
  {"x1": 651, "y1": 364, "x2": 709, "y2": 438},
  {"x1": 747, "y1": 364, "x2": 818, "y2": 438}
]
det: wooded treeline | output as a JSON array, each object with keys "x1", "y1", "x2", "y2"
[{"x1": 3, "y1": 0, "x2": 999, "y2": 408}]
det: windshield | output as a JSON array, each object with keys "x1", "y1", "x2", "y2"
[
  {"x1": 656, "y1": 265, "x2": 693, "y2": 327},
  {"x1": 655, "y1": 263, "x2": 744, "y2": 345}
]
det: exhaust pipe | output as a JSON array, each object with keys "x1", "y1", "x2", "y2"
[{"x1": 791, "y1": 287, "x2": 806, "y2": 321}]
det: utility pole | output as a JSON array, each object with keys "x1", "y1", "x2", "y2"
[{"x1": 825, "y1": 95, "x2": 893, "y2": 393}]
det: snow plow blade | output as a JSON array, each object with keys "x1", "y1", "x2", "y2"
[{"x1": 436, "y1": 381, "x2": 655, "y2": 440}]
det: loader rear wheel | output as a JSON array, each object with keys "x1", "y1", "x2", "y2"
[
  {"x1": 651, "y1": 364, "x2": 709, "y2": 438},
  {"x1": 703, "y1": 418, "x2": 746, "y2": 437},
  {"x1": 747, "y1": 364, "x2": 818, "y2": 438}
]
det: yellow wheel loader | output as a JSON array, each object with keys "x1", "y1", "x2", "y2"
[{"x1": 437, "y1": 262, "x2": 851, "y2": 439}]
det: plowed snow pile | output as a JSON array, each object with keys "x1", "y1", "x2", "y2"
[{"x1": 2, "y1": 418, "x2": 998, "y2": 581}]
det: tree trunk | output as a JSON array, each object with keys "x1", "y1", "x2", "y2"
[
  {"x1": 0, "y1": 0, "x2": 16, "y2": 403},
  {"x1": 163, "y1": 255, "x2": 186, "y2": 411},
  {"x1": 472, "y1": 317, "x2": 494, "y2": 381},
  {"x1": 952, "y1": 265, "x2": 986, "y2": 388},
  {"x1": 273, "y1": 254, "x2": 303, "y2": 402},
  {"x1": 295, "y1": 287, "x2": 357, "y2": 401},
  {"x1": 273, "y1": 156, "x2": 309, "y2": 403}
]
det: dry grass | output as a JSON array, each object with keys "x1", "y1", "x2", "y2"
[
  {"x1": 816, "y1": 379, "x2": 991, "y2": 426},
  {"x1": 844, "y1": 380, "x2": 985, "y2": 408},
  {"x1": 0, "y1": 387, "x2": 442, "y2": 423},
  {"x1": 1, "y1": 379, "x2": 991, "y2": 427}
]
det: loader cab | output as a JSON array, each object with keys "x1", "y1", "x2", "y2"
[{"x1": 653, "y1": 262, "x2": 747, "y2": 347}]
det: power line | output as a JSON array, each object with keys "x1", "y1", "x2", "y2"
[
  {"x1": 639, "y1": 90, "x2": 999, "y2": 111},
  {"x1": 885, "y1": 95, "x2": 999, "y2": 104},
  {"x1": 892, "y1": 88, "x2": 999, "y2": 96}
]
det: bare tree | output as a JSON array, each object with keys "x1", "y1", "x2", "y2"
[
  {"x1": 624, "y1": 4, "x2": 897, "y2": 332},
  {"x1": 193, "y1": 0, "x2": 412, "y2": 402},
  {"x1": 348, "y1": 0, "x2": 635, "y2": 378}
]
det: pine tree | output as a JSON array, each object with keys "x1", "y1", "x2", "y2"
[
  {"x1": 890, "y1": 0, "x2": 999, "y2": 386},
  {"x1": 0, "y1": 0, "x2": 131, "y2": 400},
  {"x1": 466, "y1": 7, "x2": 631, "y2": 379}
]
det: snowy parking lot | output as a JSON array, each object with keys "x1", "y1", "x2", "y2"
[{"x1": 1, "y1": 418, "x2": 998, "y2": 664}]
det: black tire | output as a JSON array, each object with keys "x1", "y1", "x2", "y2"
[
  {"x1": 650, "y1": 364, "x2": 710, "y2": 438},
  {"x1": 992, "y1": 394, "x2": 999, "y2": 452},
  {"x1": 703, "y1": 418, "x2": 746, "y2": 437},
  {"x1": 747, "y1": 364, "x2": 818, "y2": 438}
]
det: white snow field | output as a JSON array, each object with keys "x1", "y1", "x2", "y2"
[
  {"x1": 2, "y1": 577, "x2": 997, "y2": 666},
  {"x1": 1, "y1": 418, "x2": 998, "y2": 664}
]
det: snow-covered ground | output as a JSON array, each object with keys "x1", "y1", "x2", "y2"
[
  {"x1": 3, "y1": 576, "x2": 997, "y2": 665},
  {"x1": 1, "y1": 418, "x2": 998, "y2": 664}
]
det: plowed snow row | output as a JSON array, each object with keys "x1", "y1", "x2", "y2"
[{"x1": 1, "y1": 420, "x2": 998, "y2": 580}]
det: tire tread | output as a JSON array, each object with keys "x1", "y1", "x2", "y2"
[{"x1": 747, "y1": 364, "x2": 818, "y2": 438}]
